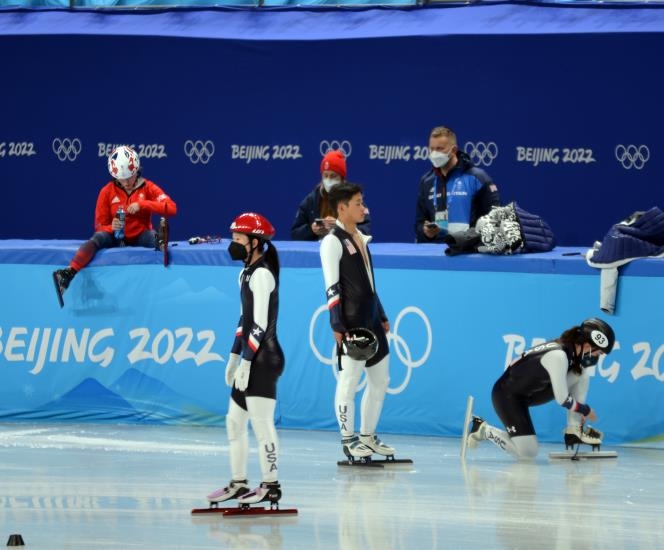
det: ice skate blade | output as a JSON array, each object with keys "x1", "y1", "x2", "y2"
[
  {"x1": 370, "y1": 456, "x2": 413, "y2": 465},
  {"x1": 337, "y1": 457, "x2": 384, "y2": 468},
  {"x1": 161, "y1": 217, "x2": 170, "y2": 267},
  {"x1": 549, "y1": 450, "x2": 617, "y2": 460},
  {"x1": 52, "y1": 272, "x2": 65, "y2": 308},
  {"x1": 191, "y1": 505, "x2": 237, "y2": 515},
  {"x1": 192, "y1": 502, "x2": 297, "y2": 516},
  {"x1": 460, "y1": 395, "x2": 474, "y2": 460},
  {"x1": 223, "y1": 505, "x2": 298, "y2": 517},
  {"x1": 223, "y1": 507, "x2": 298, "y2": 517},
  {"x1": 566, "y1": 444, "x2": 601, "y2": 452}
]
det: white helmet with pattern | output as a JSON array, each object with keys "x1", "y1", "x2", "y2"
[{"x1": 108, "y1": 145, "x2": 140, "y2": 180}]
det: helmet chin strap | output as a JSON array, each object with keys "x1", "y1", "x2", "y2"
[
  {"x1": 243, "y1": 238, "x2": 262, "y2": 265},
  {"x1": 571, "y1": 341, "x2": 587, "y2": 369},
  {"x1": 571, "y1": 327, "x2": 587, "y2": 368}
]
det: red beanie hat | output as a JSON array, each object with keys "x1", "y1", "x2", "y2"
[{"x1": 320, "y1": 150, "x2": 347, "y2": 178}]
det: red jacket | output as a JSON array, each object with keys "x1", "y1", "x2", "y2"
[{"x1": 94, "y1": 178, "x2": 177, "y2": 240}]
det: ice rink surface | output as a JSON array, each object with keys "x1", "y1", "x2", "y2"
[{"x1": 1, "y1": 423, "x2": 663, "y2": 549}]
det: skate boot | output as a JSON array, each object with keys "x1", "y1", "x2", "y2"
[
  {"x1": 54, "y1": 267, "x2": 76, "y2": 292},
  {"x1": 206, "y1": 479, "x2": 250, "y2": 503},
  {"x1": 237, "y1": 481, "x2": 281, "y2": 506},
  {"x1": 466, "y1": 416, "x2": 487, "y2": 449},
  {"x1": 359, "y1": 434, "x2": 395, "y2": 456},
  {"x1": 342, "y1": 435, "x2": 373, "y2": 459},
  {"x1": 564, "y1": 425, "x2": 603, "y2": 450},
  {"x1": 52, "y1": 267, "x2": 77, "y2": 307}
]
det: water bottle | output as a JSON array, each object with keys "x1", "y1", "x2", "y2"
[{"x1": 114, "y1": 206, "x2": 125, "y2": 241}]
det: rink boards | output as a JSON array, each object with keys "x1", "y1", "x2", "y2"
[{"x1": 1, "y1": 240, "x2": 663, "y2": 445}]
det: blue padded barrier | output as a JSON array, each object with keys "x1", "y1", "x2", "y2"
[{"x1": 2, "y1": 239, "x2": 664, "y2": 445}]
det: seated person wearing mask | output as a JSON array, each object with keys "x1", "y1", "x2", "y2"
[
  {"x1": 291, "y1": 150, "x2": 372, "y2": 240},
  {"x1": 415, "y1": 126, "x2": 500, "y2": 243}
]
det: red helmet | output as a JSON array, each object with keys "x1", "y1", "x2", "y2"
[{"x1": 230, "y1": 212, "x2": 276, "y2": 240}]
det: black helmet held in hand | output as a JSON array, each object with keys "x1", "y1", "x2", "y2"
[{"x1": 342, "y1": 328, "x2": 379, "y2": 361}]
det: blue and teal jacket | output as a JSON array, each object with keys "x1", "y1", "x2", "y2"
[{"x1": 414, "y1": 151, "x2": 500, "y2": 243}]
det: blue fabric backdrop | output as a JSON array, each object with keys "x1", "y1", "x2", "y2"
[{"x1": 1, "y1": 4, "x2": 664, "y2": 245}]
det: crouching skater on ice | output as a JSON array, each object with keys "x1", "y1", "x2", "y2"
[{"x1": 466, "y1": 318, "x2": 616, "y2": 460}]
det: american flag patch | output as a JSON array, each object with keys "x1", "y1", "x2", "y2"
[
  {"x1": 248, "y1": 334, "x2": 259, "y2": 352},
  {"x1": 326, "y1": 285, "x2": 340, "y2": 309},
  {"x1": 248, "y1": 326, "x2": 263, "y2": 352},
  {"x1": 343, "y1": 239, "x2": 357, "y2": 255}
]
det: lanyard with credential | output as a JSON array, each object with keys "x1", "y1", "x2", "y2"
[{"x1": 433, "y1": 173, "x2": 447, "y2": 213}]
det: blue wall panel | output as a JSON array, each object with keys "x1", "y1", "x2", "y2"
[{"x1": 2, "y1": 240, "x2": 664, "y2": 445}]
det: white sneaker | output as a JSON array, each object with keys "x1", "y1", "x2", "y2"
[
  {"x1": 207, "y1": 479, "x2": 250, "y2": 503},
  {"x1": 237, "y1": 482, "x2": 281, "y2": 505},
  {"x1": 359, "y1": 434, "x2": 395, "y2": 456},
  {"x1": 342, "y1": 435, "x2": 373, "y2": 458},
  {"x1": 466, "y1": 416, "x2": 486, "y2": 449}
]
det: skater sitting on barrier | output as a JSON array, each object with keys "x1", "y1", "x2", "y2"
[
  {"x1": 466, "y1": 318, "x2": 616, "y2": 460},
  {"x1": 319, "y1": 182, "x2": 394, "y2": 460},
  {"x1": 207, "y1": 212, "x2": 285, "y2": 507},
  {"x1": 52, "y1": 145, "x2": 177, "y2": 306}
]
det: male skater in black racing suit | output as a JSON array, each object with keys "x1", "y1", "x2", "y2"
[{"x1": 319, "y1": 182, "x2": 394, "y2": 459}]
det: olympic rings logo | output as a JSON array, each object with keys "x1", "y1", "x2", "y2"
[
  {"x1": 319, "y1": 140, "x2": 352, "y2": 158},
  {"x1": 464, "y1": 141, "x2": 498, "y2": 167},
  {"x1": 52, "y1": 138, "x2": 82, "y2": 162},
  {"x1": 615, "y1": 144, "x2": 650, "y2": 170},
  {"x1": 184, "y1": 140, "x2": 215, "y2": 164},
  {"x1": 309, "y1": 305, "x2": 432, "y2": 395}
]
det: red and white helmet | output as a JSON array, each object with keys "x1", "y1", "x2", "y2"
[
  {"x1": 230, "y1": 212, "x2": 276, "y2": 240},
  {"x1": 108, "y1": 145, "x2": 140, "y2": 180}
]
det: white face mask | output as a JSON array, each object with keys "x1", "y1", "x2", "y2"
[
  {"x1": 322, "y1": 177, "x2": 341, "y2": 192},
  {"x1": 429, "y1": 150, "x2": 450, "y2": 169}
]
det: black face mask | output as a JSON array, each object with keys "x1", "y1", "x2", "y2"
[
  {"x1": 580, "y1": 350, "x2": 600, "y2": 368},
  {"x1": 228, "y1": 241, "x2": 248, "y2": 261}
]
